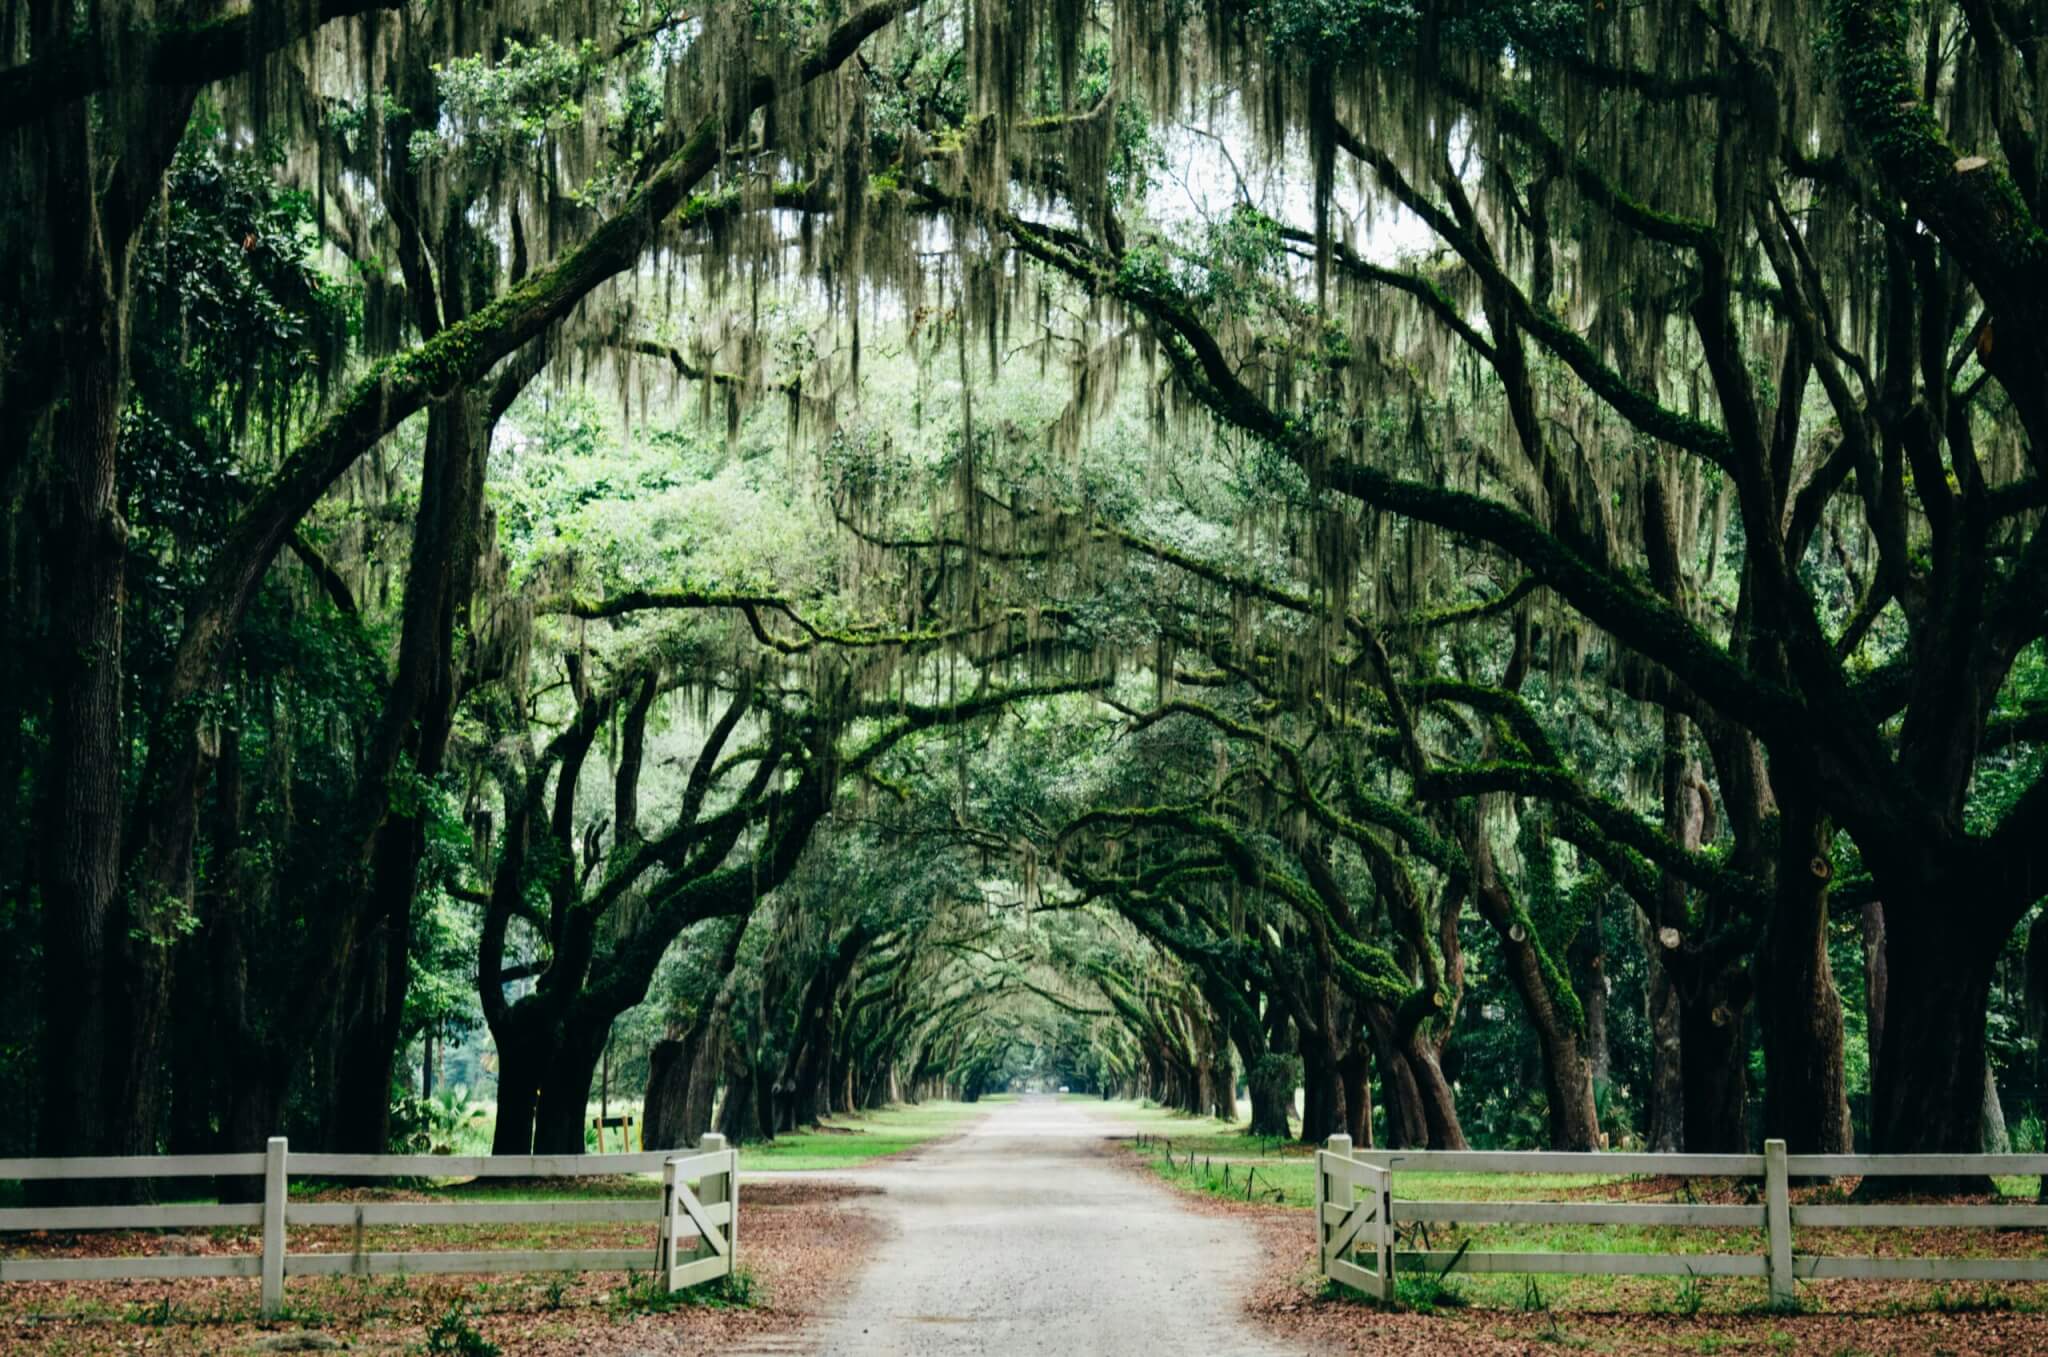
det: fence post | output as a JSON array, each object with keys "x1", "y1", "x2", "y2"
[
  {"x1": 1370, "y1": 1161, "x2": 1395, "y2": 1303},
  {"x1": 699, "y1": 1133, "x2": 732, "y2": 1279},
  {"x1": 1764, "y1": 1137, "x2": 1794, "y2": 1308},
  {"x1": 1320, "y1": 1135, "x2": 1350, "y2": 1284},
  {"x1": 659, "y1": 1154, "x2": 680, "y2": 1288},
  {"x1": 261, "y1": 1137, "x2": 287, "y2": 1317}
]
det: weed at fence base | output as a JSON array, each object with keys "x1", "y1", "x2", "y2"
[
  {"x1": 425, "y1": 1303, "x2": 500, "y2": 1357},
  {"x1": 610, "y1": 1265, "x2": 759, "y2": 1315}
]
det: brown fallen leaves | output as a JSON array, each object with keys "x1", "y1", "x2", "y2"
[{"x1": 0, "y1": 1180, "x2": 880, "y2": 1356}]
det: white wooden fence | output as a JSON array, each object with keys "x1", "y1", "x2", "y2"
[
  {"x1": 1317, "y1": 1136, "x2": 2048, "y2": 1306},
  {"x1": 0, "y1": 1135, "x2": 738, "y2": 1315}
]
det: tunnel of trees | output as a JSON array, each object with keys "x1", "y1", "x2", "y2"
[{"x1": 3, "y1": 0, "x2": 2046, "y2": 1200}]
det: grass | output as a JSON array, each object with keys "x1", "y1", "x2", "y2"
[
  {"x1": 1100, "y1": 1101, "x2": 2048, "y2": 1320},
  {"x1": 737, "y1": 1100, "x2": 985, "y2": 1171},
  {"x1": 1093, "y1": 1099, "x2": 1322, "y2": 1204},
  {"x1": 609, "y1": 1265, "x2": 758, "y2": 1314}
]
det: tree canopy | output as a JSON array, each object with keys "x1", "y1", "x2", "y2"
[{"x1": 4, "y1": 0, "x2": 2046, "y2": 1187}]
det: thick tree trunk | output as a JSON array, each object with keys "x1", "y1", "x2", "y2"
[
  {"x1": 1364, "y1": 1003, "x2": 1427, "y2": 1148},
  {"x1": 1575, "y1": 896, "x2": 1612, "y2": 1094},
  {"x1": 1245, "y1": 1054, "x2": 1294, "y2": 1138},
  {"x1": 1296, "y1": 1008, "x2": 1348, "y2": 1144},
  {"x1": 490, "y1": 1036, "x2": 546, "y2": 1156},
  {"x1": 1339, "y1": 1038, "x2": 1372, "y2": 1147},
  {"x1": 1678, "y1": 970, "x2": 1749, "y2": 1152},
  {"x1": 715, "y1": 1063, "x2": 762, "y2": 1143},
  {"x1": 166, "y1": 949, "x2": 218, "y2": 1158},
  {"x1": 1869, "y1": 905, "x2": 2002, "y2": 1172},
  {"x1": 1478, "y1": 901, "x2": 1599, "y2": 1149},
  {"x1": 217, "y1": 1057, "x2": 292, "y2": 1203},
  {"x1": 1757, "y1": 798, "x2": 1852, "y2": 1153},
  {"x1": 643, "y1": 1039, "x2": 693, "y2": 1150},
  {"x1": 326, "y1": 875, "x2": 414, "y2": 1153},
  {"x1": 326, "y1": 393, "x2": 492, "y2": 1154},
  {"x1": 532, "y1": 1017, "x2": 611, "y2": 1154},
  {"x1": 34, "y1": 272, "x2": 131, "y2": 1191},
  {"x1": 1642, "y1": 924, "x2": 1686, "y2": 1151},
  {"x1": 1403, "y1": 1029, "x2": 1468, "y2": 1150}
]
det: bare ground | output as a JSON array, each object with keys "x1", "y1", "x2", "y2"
[
  {"x1": 0, "y1": 1179, "x2": 878, "y2": 1356},
  {"x1": 1132, "y1": 1155, "x2": 2048, "y2": 1355}
]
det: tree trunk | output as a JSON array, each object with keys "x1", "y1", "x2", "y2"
[
  {"x1": 1339, "y1": 1037, "x2": 1372, "y2": 1147},
  {"x1": 326, "y1": 392, "x2": 492, "y2": 1154},
  {"x1": 490, "y1": 1035, "x2": 545, "y2": 1156},
  {"x1": 1862, "y1": 900, "x2": 1887, "y2": 1097},
  {"x1": 1983, "y1": 1056, "x2": 2010, "y2": 1154},
  {"x1": 1576, "y1": 894, "x2": 1612, "y2": 1094},
  {"x1": 1679, "y1": 974, "x2": 1749, "y2": 1152},
  {"x1": 1478, "y1": 899, "x2": 1599, "y2": 1149},
  {"x1": 715, "y1": 1062, "x2": 762, "y2": 1143},
  {"x1": 1363, "y1": 1003, "x2": 1427, "y2": 1148},
  {"x1": 1403, "y1": 1029, "x2": 1468, "y2": 1151},
  {"x1": 643, "y1": 1039, "x2": 693, "y2": 1150},
  {"x1": 216, "y1": 1056, "x2": 292, "y2": 1203},
  {"x1": 1245, "y1": 1054, "x2": 1294, "y2": 1138},
  {"x1": 1642, "y1": 925, "x2": 1685, "y2": 1151},
  {"x1": 1296, "y1": 1007, "x2": 1348, "y2": 1144},
  {"x1": 1869, "y1": 904, "x2": 2003, "y2": 1175},
  {"x1": 34, "y1": 266, "x2": 132, "y2": 1193},
  {"x1": 325, "y1": 867, "x2": 414, "y2": 1153},
  {"x1": 532, "y1": 1017, "x2": 611, "y2": 1154},
  {"x1": 1757, "y1": 796, "x2": 1852, "y2": 1153},
  {"x1": 1644, "y1": 705, "x2": 1707, "y2": 1153}
]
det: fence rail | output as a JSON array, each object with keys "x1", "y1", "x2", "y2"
[
  {"x1": 0, "y1": 1136, "x2": 738, "y2": 1314},
  {"x1": 1315, "y1": 1136, "x2": 2048, "y2": 1306}
]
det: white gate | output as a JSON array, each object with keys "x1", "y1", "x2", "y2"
[
  {"x1": 659, "y1": 1133, "x2": 739, "y2": 1290},
  {"x1": 1316, "y1": 1133, "x2": 1392, "y2": 1300}
]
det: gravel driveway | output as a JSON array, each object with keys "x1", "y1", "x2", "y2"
[{"x1": 799, "y1": 1096, "x2": 1301, "y2": 1356}]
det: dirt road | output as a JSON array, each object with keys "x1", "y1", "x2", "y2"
[{"x1": 802, "y1": 1096, "x2": 1298, "y2": 1356}]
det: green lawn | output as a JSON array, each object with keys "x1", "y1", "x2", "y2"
[
  {"x1": 361, "y1": 1098, "x2": 988, "y2": 1187},
  {"x1": 1097, "y1": 1100, "x2": 2048, "y2": 1316},
  {"x1": 739, "y1": 1100, "x2": 985, "y2": 1171},
  {"x1": 0, "y1": 1101, "x2": 987, "y2": 1215},
  {"x1": 1091, "y1": 1099, "x2": 1323, "y2": 1206}
]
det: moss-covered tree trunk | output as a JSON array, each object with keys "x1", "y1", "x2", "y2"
[{"x1": 1758, "y1": 785, "x2": 1853, "y2": 1153}]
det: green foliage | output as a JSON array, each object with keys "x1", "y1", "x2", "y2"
[
  {"x1": 611, "y1": 1266, "x2": 758, "y2": 1314},
  {"x1": 419, "y1": 39, "x2": 600, "y2": 168},
  {"x1": 424, "y1": 1304, "x2": 500, "y2": 1357},
  {"x1": 390, "y1": 1085, "x2": 490, "y2": 1155},
  {"x1": 1394, "y1": 1271, "x2": 1468, "y2": 1313}
]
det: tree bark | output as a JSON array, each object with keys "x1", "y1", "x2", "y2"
[
  {"x1": 1678, "y1": 977, "x2": 1749, "y2": 1153},
  {"x1": 34, "y1": 148, "x2": 143, "y2": 1199},
  {"x1": 1245, "y1": 1053, "x2": 1294, "y2": 1138},
  {"x1": 1339, "y1": 1036, "x2": 1372, "y2": 1147},
  {"x1": 1642, "y1": 923, "x2": 1685, "y2": 1151},
  {"x1": 1863, "y1": 900, "x2": 1887, "y2": 1097},
  {"x1": 1757, "y1": 788, "x2": 1852, "y2": 1153},
  {"x1": 1403, "y1": 1027, "x2": 1468, "y2": 1150},
  {"x1": 643, "y1": 1039, "x2": 693, "y2": 1151},
  {"x1": 1363, "y1": 1002, "x2": 1427, "y2": 1148},
  {"x1": 1470, "y1": 846, "x2": 1599, "y2": 1152},
  {"x1": 1868, "y1": 900, "x2": 2003, "y2": 1178},
  {"x1": 324, "y1": 343, "x2": 499, "y2": 1152},
  {"x1": 531, "y1": 1016, "x2": 612, "y2": 1155}
]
